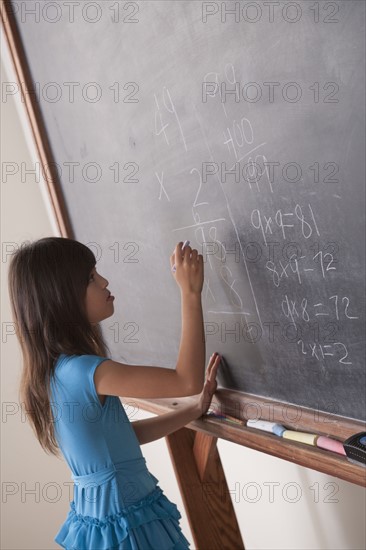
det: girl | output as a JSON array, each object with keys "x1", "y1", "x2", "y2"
[{"x1": 8, "y1": 237, "x2": 221, "y2": 550}]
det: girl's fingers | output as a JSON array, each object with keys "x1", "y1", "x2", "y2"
[
  {"x1": 182, "y1": 245, "x2": 192, "y2": 260},
  {"x1": 207, "y1": 354, "x2": 221, "y2": 381},
  {"x1": 207, "y1": 355, "x2": 216, "y2": 375},
  {"x1": 170, "y1": 243, "x2": 183, "y2": 267},
  {"x1": 205, "y1": 353, "x2": 220, "y2": 383},
  {"x1": 172, "y1": 242, "x2": 183, "y2": 257},
  {"x1": 174, "y1": 242, "x2": 184, "y2": 266},
  {"x1": 210, "y1": 360, "x2": 220, "y2": 382}
]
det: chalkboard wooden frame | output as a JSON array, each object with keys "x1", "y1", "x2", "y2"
[
  {"x1": 2, "y1": 7, "x2": 365, "y2": 545},
  {"x1": 127, "y1": 391, "x2": 366, "y2": 487},
  {"x1": 1, "y1": 0, "x2": 72, "y2": 238}
]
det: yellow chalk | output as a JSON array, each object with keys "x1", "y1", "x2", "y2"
[{"x1": 282, "y1": 430, "x2": 318, "y2": 446}]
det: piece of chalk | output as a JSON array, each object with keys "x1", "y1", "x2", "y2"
[
  {"x1": 247, "y1": 419, "x2": 286, "y2": 436},
  {"x1": 282, "y1": 430, "x2": 318, "y2": 446},
  {"x1": 172, "y1": 240, "x2": 190, "y2": 272},
  {"x1": 316, "y1": 436, "x2": 347, "y2": 456},
  {"x1": 206, "y1": 412, "x2": 244, "y2": 426},
  {"x1": 206, "y1": 411, "x2": 226, "y2": 419},
  {"x1": 273, "y1": 424, "x2": 287, "y2": 437},
  {"x1": 223, "y1": 414, "x2": 245, "y2": 425}
]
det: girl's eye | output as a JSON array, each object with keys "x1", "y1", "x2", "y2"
[{"x1": 89, "y1": 273, "x2": 95, "y2": 282}]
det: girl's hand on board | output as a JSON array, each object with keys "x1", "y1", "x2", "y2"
[
  {"x1": 170, "y1": 241, "x2": 204, "y2": 295},
  {"x1": 195, "y1": 352, "x2": 221, "y2": 418}
]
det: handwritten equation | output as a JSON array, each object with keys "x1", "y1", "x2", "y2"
[{"x1": 152, "y1": 61, "x2": 361, "y2": 368}]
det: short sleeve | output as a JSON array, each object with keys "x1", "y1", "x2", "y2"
[
  {"x1": 85, "y1": 355, "x2": 110, "y2": 406},
  {"x1": 54, "y1": 354, "x2": 110, "y2": 408}
]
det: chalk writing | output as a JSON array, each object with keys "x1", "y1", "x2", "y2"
[
  {"x1": 154, "y1": 87, "x2": 187, "y2": 151},
  {"x1": 297, "y1": 340, "x2": 351, "y2": 365},
  {"x1": 251, "y1": 204, "x2": 320, "y2": 244},
  {"x1": 281, "y1": 295, "x2": 359, "y2": 324}
]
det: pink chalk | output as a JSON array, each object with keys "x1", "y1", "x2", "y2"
[{"x1": 316, "y1": 436, "x2": 346, "y2": 456}]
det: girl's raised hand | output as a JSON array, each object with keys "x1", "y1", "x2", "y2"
[
  {"x1": 195, "y1": 353, "x2": 221, "y2": 418},
  {"x1": 170, "y1": 241, "x2": 204, "y2": 295}
]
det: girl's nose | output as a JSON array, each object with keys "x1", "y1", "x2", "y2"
[{"x1": 99, "y1": 274, "x2": 109, "y2": 287}]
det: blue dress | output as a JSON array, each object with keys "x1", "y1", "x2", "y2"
[{"x1": 50, "y1": 354, "x2": 191, "y2": 550}]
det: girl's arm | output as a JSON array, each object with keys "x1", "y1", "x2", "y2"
[
  {"x1": 171, "y1": 242, "x2": 205, "y2": 394},
  {"x1": 131, "y1": 401, "x2": 200, "y2": 445},
  {"x1": 131, "y1": 353, "x2": 220, "y2": 445},
  {"x1": 175, "y1": 291, "x2": 205, "y2": 394}
]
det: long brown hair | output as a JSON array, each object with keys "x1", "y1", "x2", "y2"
[{"x1": 7, "y1": 237, "x2": 111, "y2": 456}]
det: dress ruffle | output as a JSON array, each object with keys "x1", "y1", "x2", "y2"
[{"x1": 55, "y1": 485, "x2": 191, "y2": 550}]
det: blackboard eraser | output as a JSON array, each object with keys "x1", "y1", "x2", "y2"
[{"x1": 343, "y1": 432, "x2": 366, "y2": 466}]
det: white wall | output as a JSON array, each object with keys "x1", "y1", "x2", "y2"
[{"x1": 1, "y1": 34, "x2": 365, "y2": 550}]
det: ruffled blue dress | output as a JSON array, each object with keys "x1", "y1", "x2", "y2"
[{"x1": 50, "y1": 354, "x2": 191, "y2": 550}]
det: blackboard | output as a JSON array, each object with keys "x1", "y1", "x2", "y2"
[{"x1": 7, "y1": 0, "x2": 365, "y2": 421}]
